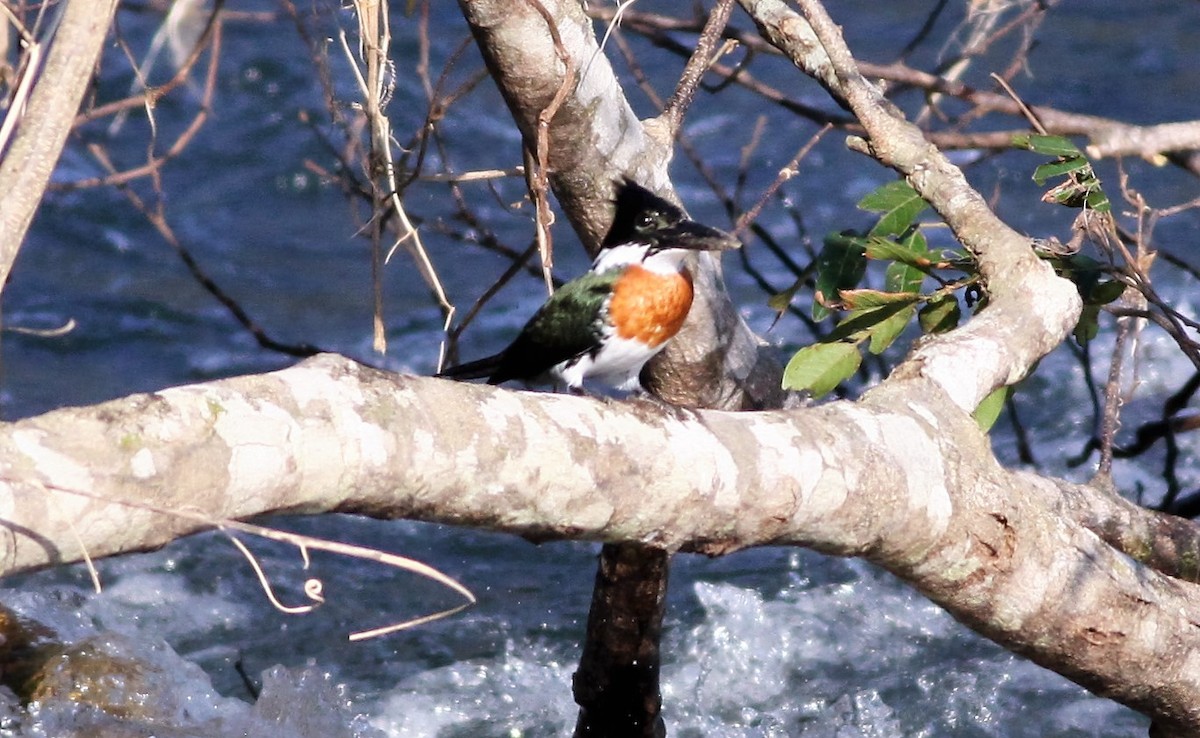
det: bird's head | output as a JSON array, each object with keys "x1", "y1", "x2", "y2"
[{"x1": 600, "y1": 179, "x2": 741, "y2": 257}]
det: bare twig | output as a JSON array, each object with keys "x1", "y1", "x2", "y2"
[
  {"x1": 338, "y1": 3, "x2": 455, "y2": 361},
  {"x1": 522, "y1": 0, "x2": 579, "y2": 295},
  {"x1": 658, "y1": 0, "x2": 736, "y2": 137},
  {"x1": 0, "y1": 0, "x2": 120, "y2": 295},
  {"x1": 57, "y1": 6, "x2": 223, "y2": 191},
  {"x1": 733, "y1": 123, "x2": 829, "y2": 237},
  {"x1": 37, "y1": 478, "x2": 476, "y2": 642},
  {"x1": 87, "y1": 144, "x2": 325, "y2": 358}
]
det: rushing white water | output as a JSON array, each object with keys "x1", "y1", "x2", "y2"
[{"x1": 0, "y1": 538, "x2": 1148, "y2": 737}]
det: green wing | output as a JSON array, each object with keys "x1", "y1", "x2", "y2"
[{"x1": 490, "y1": 271, "x2": 615, "y2": 383}]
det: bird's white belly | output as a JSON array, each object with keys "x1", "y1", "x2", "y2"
[{"x1": 554, "y1": 335, "x2": 663, "y2": 391}]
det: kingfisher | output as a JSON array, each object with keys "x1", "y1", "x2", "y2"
[{"x1": 437, "y1": 179, "x2": 740, "y2": 392}]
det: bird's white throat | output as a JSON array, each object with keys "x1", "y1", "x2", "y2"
[{"x1": 591, "y1": 242, "x2": 690, "y2": 275}]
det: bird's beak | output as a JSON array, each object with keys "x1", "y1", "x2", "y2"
[{"x1": 664, "y1": 219, "x2": 742, "y2": 252}]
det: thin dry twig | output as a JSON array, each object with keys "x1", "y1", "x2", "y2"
[
  {"x1": 226, "y1": 533, "x2": 325, "y2": 615},
  {"x1": 32, "y1": 479, "x2": 476, "y2": 642},
  {"x1": 339, "y1": 0, "x2": 455, "y2": 360},
  {"x1": 0, "y1": 17, "x2": 43, "y2": 158},
  {"x1": 658, "y1": 0, "x2": 736, "y2": 137},
  {"x1": 420, "y1": 167, "x2": 525, "y2": 183},
  {"x1": 4, "y1": 317, "x2": 77, "y2": 337},
  {"x1": 220, "y1": 519, "x2": 476, "y2": 641},
  {"x1": 220, "y1": 522, "x2": 475, "y2": 641},
  {"x1": 87, "y1": 144, "x2": 325, "y2": 358},
  {"x1": 1096, "y1": 176, "x2": 1155, "y2": 476},
  {"x1": 733, "y1": 123, "x2": 830, "y2": 237},
  {"x1": 54, "y1": 4, "x2": 224, "y2": 191},
  {"x1": 108, "y1": 0, "x2": 210, "y2": 135},
  {"x1": 66, "y1": 517, "x2": 102, "y2": 594},
  {"x1": 521, "y1": 0, "x2": 579, "y2": 296}
]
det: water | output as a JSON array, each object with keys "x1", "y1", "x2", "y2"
[
  {"x1": 4, "y1": 0, "x2": 1198, "y2": 734},
  {"x1": 0, "y1": 544, "x2": 1153, "y2": 737}
]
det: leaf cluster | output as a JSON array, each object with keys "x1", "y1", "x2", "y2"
[
  {"x1": 1017, "y1": 133, "x2": 1124, "y2": 345},
  {"x1": 1013, "y1": 133, "x2": 1111, "y2": 214},
  {"x1": 778, "y1": 137, "x2": 1124, "y2": 428},
  {"x1": 781, "y1": 179, "x2": 972, "y2": 399}
]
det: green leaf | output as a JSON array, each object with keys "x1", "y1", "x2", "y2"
[
  {"x1": 782, "y1": 341, "x2": 862, "y2": 397},
  {"x1": 886, "y1": 262, "x2": 925, "y2": 294},
  {"x1": 857, "y1": 179, "x2": 920, "y2": 212},
  {"x1": 845, "y1": 256, "x2": 925, "y2": 356},
  {"x1": 858, "y1": 180, "x2": 929, "y2": 237},
  {"x1": 826, "y1": 301, "x2": 914, "y2": 343},
  {"x1": 973, "y1": 385, "x2": 1011, "y2": 432},
  {"x1": 1032, "y1": 157, "x2": 1090, "y2": 185},
  {"x1": 1051, "y1": 254, "x2": 1101, "y2": 285},
  {"x1": 1085, "y1": 187, "x2": 1112, "y2": 214},
  {"x1": 866, "y1": 237, "x2": 917, "y2": 263},
  {"x1": 1017, "y1": 132, "x2": 1110, "y2": 214},
  {"x1": 813, "y1": 232, "x2": 868, "y2": 321},
  {"x1": 1055, "y1": 253, "x2": 1103, "y2": 272},
  {"x1": 859, "y1": 230, "x2": 926, "y2": 353},
  {"x1": 1048, "y1": 183, "x2": 1087, "y2": 208},
  {"x1": 867, "y1": 228, "x2": 933, "y2": 269},
  {"x1": 884, "y1": 234, "x2": 927, "y2": 294},
  {"x1": 838, "y1": 289, "x2": 922, "y2": 310},
  {"x1": 1012, "y1": 133, "x2": 1082, "y2": 157},
  {"x1": 918, "y1": 295, "x2": 961, "y2": 334},
  {"x1": 1053, "y1": 254, "x2": 1124, "y2": 305},
  {"x1": 939, "y1": 250, "x2": 976, "y2": 273},
  {"x1": 768, "y1": 276, "x2": 804, "y2": 313},
  {"x1": 867, "y1": 304, "x2": 916, "y2": 355}
]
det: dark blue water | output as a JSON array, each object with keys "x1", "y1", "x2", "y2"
[{"x1": 4, "y1": 1, "x2": 1198, "y2": 734}]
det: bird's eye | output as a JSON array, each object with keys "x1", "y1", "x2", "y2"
[{"x1": 636, "y1": 211, "x2": 657, "y2": 230}]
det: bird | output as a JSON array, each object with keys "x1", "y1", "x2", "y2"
[{"x1": 437, "y1": 179, "x2": 741, "y2": 393}]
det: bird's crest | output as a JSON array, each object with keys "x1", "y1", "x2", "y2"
[{"x1": 601, "y1": 179, "x2": 740, "y2": 254}]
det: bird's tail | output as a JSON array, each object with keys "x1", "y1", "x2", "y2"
[{"x1": 435, "y1": 353, "x2": 503, "y2": 382}]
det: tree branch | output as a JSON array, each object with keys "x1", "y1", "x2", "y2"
[
  {"x1": 2, "y1": 354, "x2": 1200, "y2": 730},
  {"x1": 739, "y1": 0, "x2": 1081, "y2": 413},
  {"x1": 0, "y1": 0, "x2": 120, "y2": 295}
]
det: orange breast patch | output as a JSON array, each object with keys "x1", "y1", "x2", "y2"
[{"x1": 608, "y1": 265, "x2": 695, "y2": 347}]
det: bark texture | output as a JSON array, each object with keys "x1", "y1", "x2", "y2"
[
  {"x1": 572, "y1": 543, "x2": 669, "y2": 738},
  {"x1": 2, "y1": 354, "x2": 1200, "y2": 730}
]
